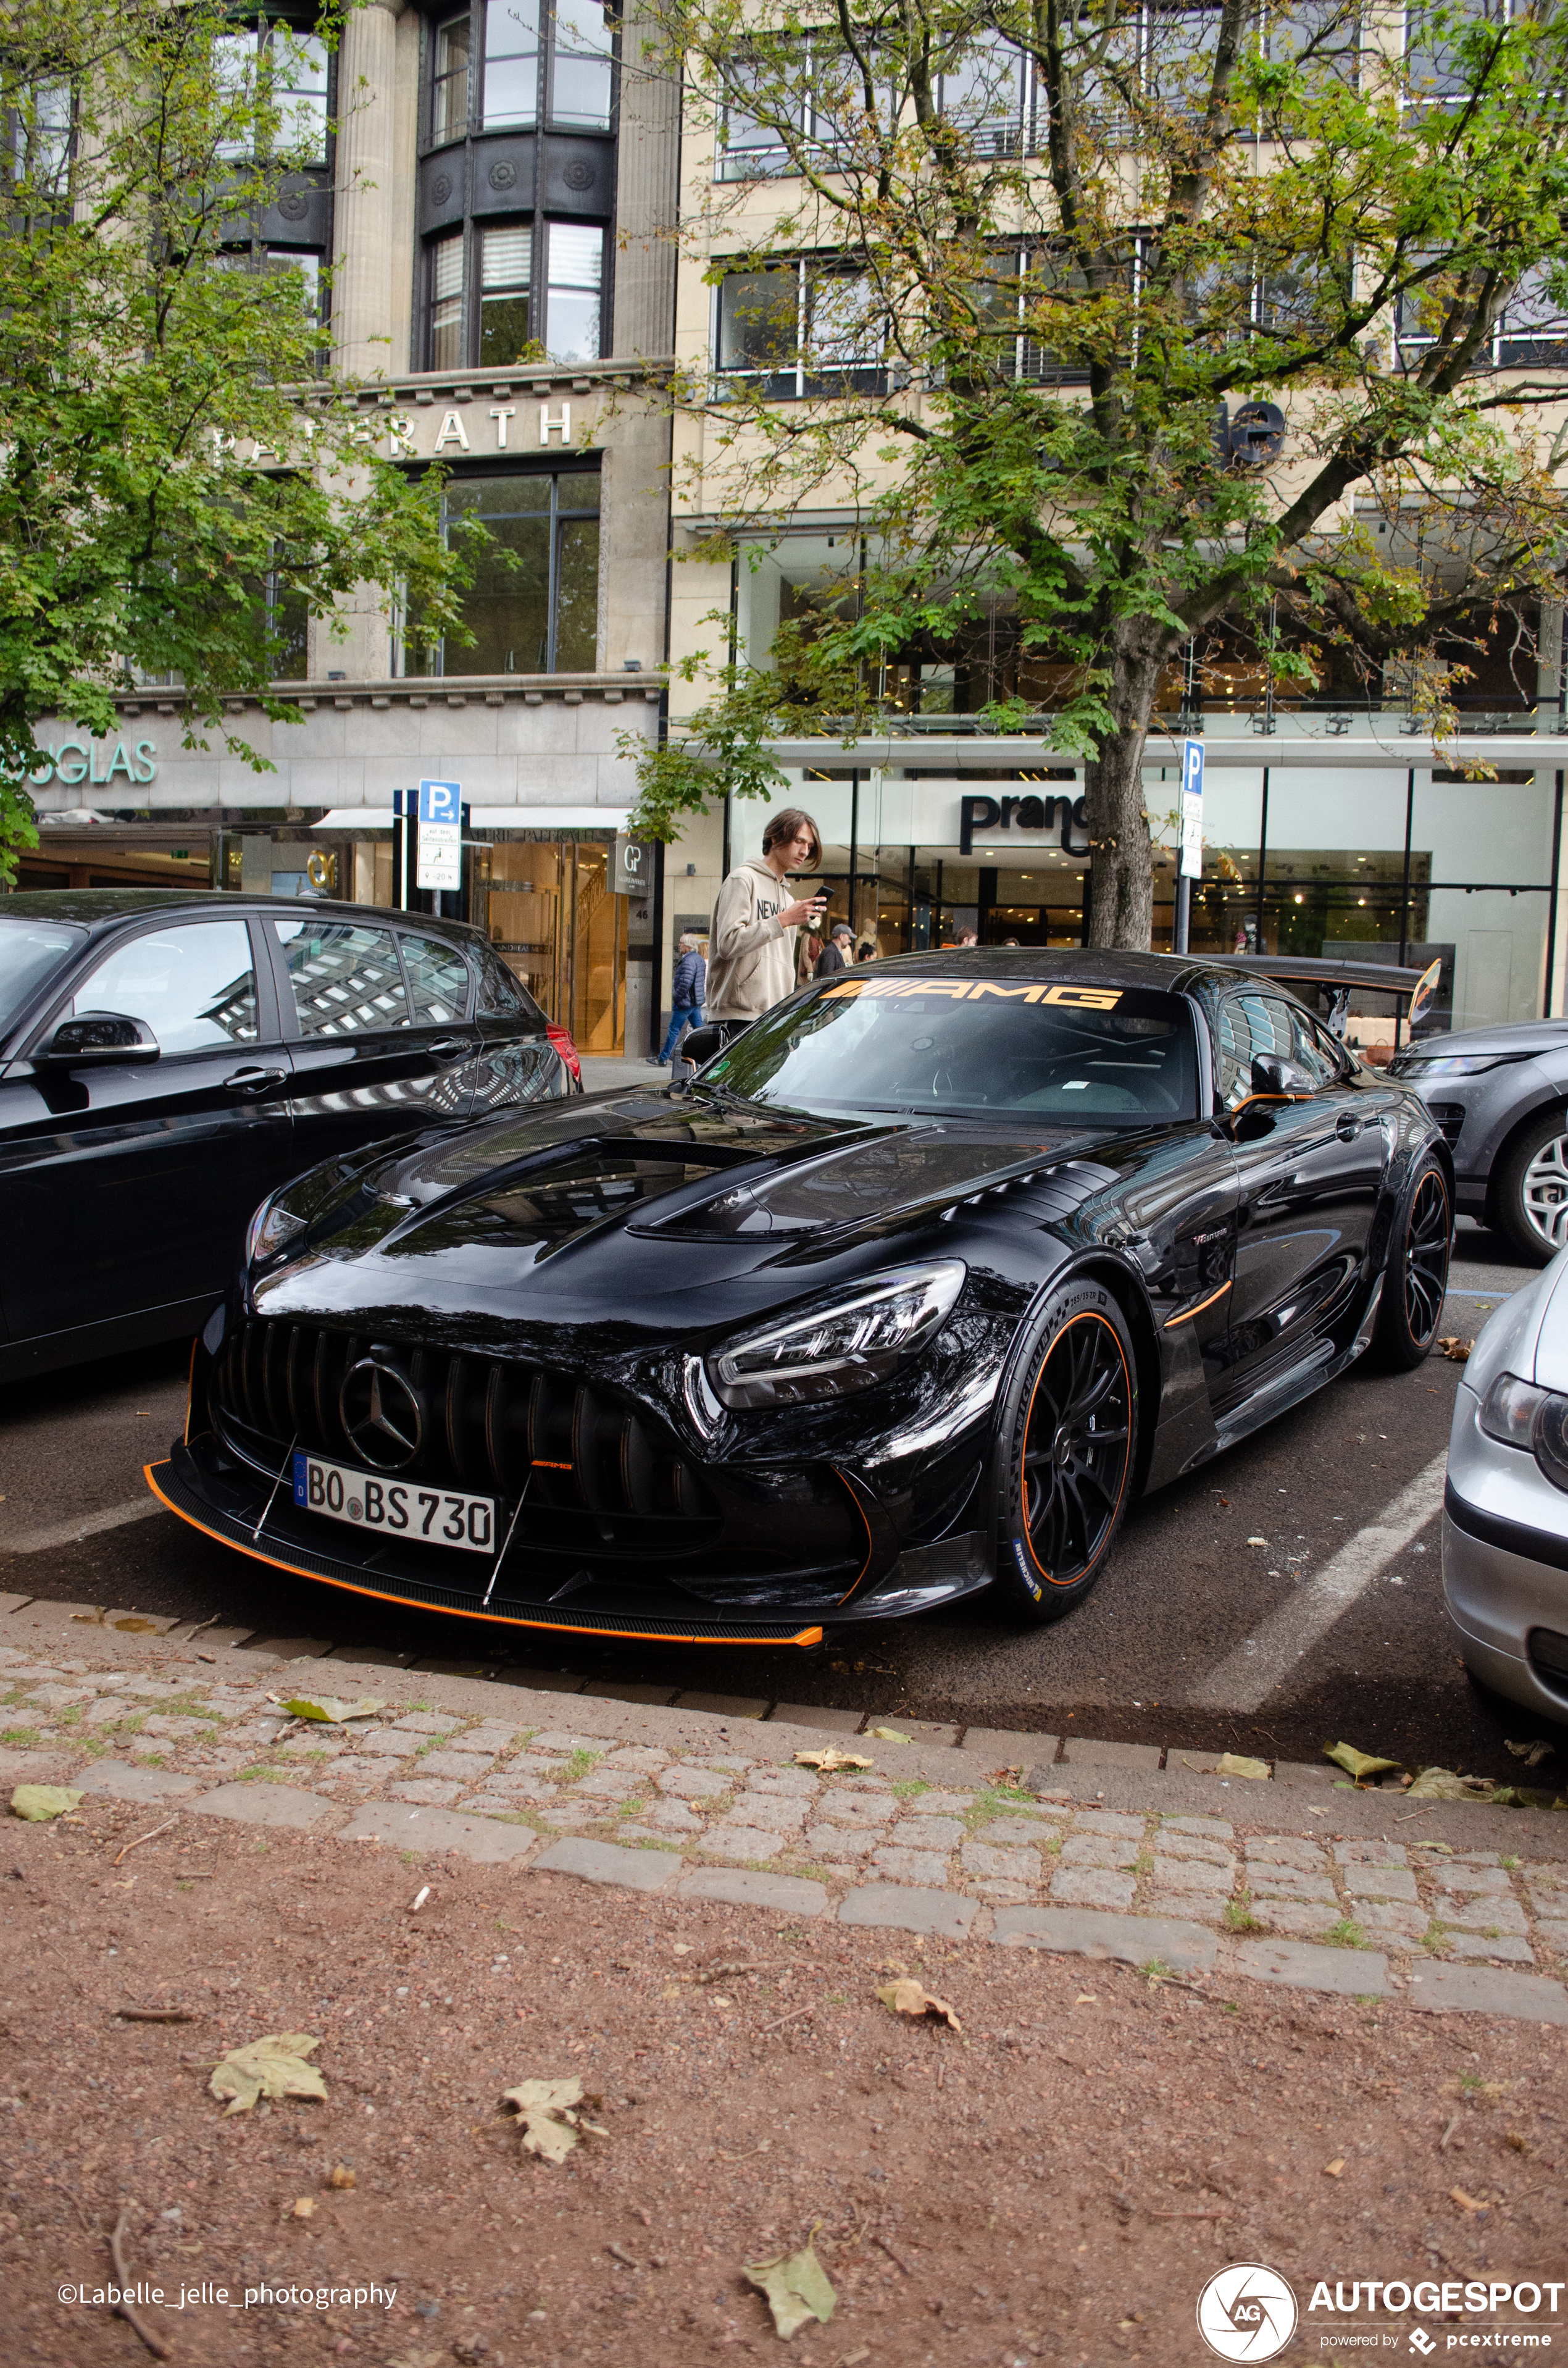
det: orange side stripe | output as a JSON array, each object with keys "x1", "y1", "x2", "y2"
[
  {"x1": 1161, "y1": 1278, "x2": 1233, "y2": 1329},
  {"x1": 142, "y1": 1463, "x2": 823, "y2": 1649}
]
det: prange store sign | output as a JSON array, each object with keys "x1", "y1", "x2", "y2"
[{"x1": 959, "y1": 790, "x2": 1088, "y2": 858}]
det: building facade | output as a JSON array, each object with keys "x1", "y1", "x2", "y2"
[{"x1": 20, "y1": 0, "x2": 680, "y2": 1055}]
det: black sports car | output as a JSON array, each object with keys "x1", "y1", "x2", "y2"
[{"x1": 149, "y1": 949, "x2": 1454, "y2": 1650}]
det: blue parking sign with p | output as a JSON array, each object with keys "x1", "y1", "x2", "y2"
[
  {"x1": 1182, "y1": 740, "x2": 1204, "y2": 800},
  {"x1": 418, "y1": 779, "x2": 461, "y2": 826}
]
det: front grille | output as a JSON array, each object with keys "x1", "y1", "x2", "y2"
[
  {"x1": 211, "y1": 1317, "x2": 720, "y2": 1560},
  {"x1": 1429, "y1": 1100, "x2": 1465, "y2": 1147}
]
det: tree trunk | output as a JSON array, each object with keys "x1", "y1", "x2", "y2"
[{"x1": 1081, "y1": 623, "x2": 1166, "y2": 951}]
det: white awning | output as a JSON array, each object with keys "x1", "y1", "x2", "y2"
[{"x1": 311, "y1": 805, "x2": 630, "y2": 832}]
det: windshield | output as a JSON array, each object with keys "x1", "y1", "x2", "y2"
[
  {"x1": 0, "y1": 916, "x2": 86, "y2": 1039},
  {"x1": 703, "y1": 974, "x2": 1200, "y2": 1123}
]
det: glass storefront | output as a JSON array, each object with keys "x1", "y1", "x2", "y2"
[
  {"x1": 479, "y1": 835, "x2": 628, "y2": 1052},
  {"x1": 748, "y1": 759, "x2": 1564, "y2": 1057}
]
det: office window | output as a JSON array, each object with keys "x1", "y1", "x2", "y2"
[
  {"x1": 715, "y1": 260, "x2": 883, "y2": 396},
  {"x1": 481, "y1": 223, "x2": 532, "y2": 361},
  {"x1": 432, "y1": 14, "x2": 473, "y2": 141},
  {"x1": 483, "y1": 0, "x2": 540, "y2": 127},
  {"x1": 544, "y1": 221, "x2": 602, "y2": 358},
  {"x1": 5, "y1": 79, "x2": 73, "y2": 203},
  {"x1": 430, "y1": 0, "x2": 612, "y2": 139},
  {"x1": 423, "y1": 219, "x2": 603, "y2": 367},
  {"x1": 549, "y1": 0, "x2": 613, "y2": 128},
  {"x1": 429, "y1": 228, "x2": 466, "y2": 368},
  {"x1": 399, "y1": 470, "x2": 600, "y2": 678},
  {"x1": 215, "y1": 20, "x2": 330, "y2": 165}
]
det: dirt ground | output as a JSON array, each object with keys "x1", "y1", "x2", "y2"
[{"x1": 4, "y1": 1799, "x2": 1565, "y2": 2368}]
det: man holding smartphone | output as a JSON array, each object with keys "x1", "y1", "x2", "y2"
[{"x1": 704, "y1": 807, "x2": 825, "y2": 1040}]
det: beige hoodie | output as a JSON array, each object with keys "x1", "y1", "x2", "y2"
[{"x1": 704, "y1": 856, "x2": 801, "y2": 1021}]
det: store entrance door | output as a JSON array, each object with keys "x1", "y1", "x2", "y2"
[{"x1": 484, "y1": 838, "x2": 627, "y2": 1053}]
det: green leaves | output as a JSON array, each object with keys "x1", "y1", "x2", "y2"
[{"x1": 0, "y1": 0, "x2": 467, "y2": 876}]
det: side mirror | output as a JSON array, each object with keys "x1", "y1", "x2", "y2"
[
  {"x1": 34, "y1": 1011, "x2": 161, "y2": 1066},
  {"x1": 1250, "y1": 1053, "x2": 1314, "y2": 1100}
]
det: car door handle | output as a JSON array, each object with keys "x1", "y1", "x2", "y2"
[
  {"x1": 223, "y1": 1066, "x2": 287, "y2": 1094},
  {"x1": 427, "y1": 1037, "x2": 475, "y2": 1061},
  {"x1": 1335, "y1": 1115, "x2": 1362, "y2": 1142}
]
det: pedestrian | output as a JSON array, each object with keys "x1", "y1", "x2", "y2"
[
  {"x1": 704, "y1": 806, "x2": 826, "y2": 1039},
  {"x1": 815, "y1": 922, "x2": 855, "y2": 978},
  {"x1": 955, "y1": 929, "x2": 978, "y2": 948},
  {"x1": 647, "y1": 931, "x2": 706, "y2": 1065},
  {"x1": 856, "y1": 937, "x2": 876, "y2": 962}
]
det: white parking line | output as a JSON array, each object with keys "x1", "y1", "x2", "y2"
[
  {"x1": 0, "y1": 1497, "x2": 164, "y2": 1558},
  {"x1": 1189, "y1": 1452, "x2": 1450, "y2": 1714}
]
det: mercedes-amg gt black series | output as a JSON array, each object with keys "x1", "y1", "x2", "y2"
[{"x1": 149, "y1": 950, "x2": 1454, "y2": 1651}]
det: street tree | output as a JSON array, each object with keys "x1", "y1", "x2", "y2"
[
  {"x1": 633, "y1": 0, "x2": 1568, "y2": 948},
  {"x1": 0, "y1": 0, "x2": 468, "y2": 882}
]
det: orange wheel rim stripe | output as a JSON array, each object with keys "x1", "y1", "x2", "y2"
[{"x1": 1020, "y1": 1313, "x2": 1133, "y2": 1589}]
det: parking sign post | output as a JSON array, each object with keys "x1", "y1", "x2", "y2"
[
  {"x1": 415, "y1": 780, "x2": 462, "y2": 903},
  {"x1": 1174, "y1": 738, "x2": 1204, "y2": 956}
]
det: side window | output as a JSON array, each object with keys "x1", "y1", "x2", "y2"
[
  {"x1": 475, "y1": 944, "x2": 540, "y2": 1019},
  {"x1": 1286, "y1": 1006, "x2": 1343, "y2": 1088},
  {"x1": 269, "y1": 919, "x2": 409, "y2": 1036},
  {"x1": 400, "y1": 934, "x2": 473, "y2": 1026},
  {"x1": 1215, "y1": 992, "x2": 1295, "y2": 1109},
  {"x1": 70, "y1": 922, "x2": 258, "y2": 1053}
]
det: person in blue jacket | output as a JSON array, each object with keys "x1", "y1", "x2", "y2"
[{"x1": 649, "y1": 932, "x2": 707, "y2": 1063}]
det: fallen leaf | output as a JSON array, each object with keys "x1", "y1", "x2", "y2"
[
  {"x1": 1074, "y1": 1993, "x2": 1098, "y2": 2005},
  {"x1": 1215, "y1": 1752, "x2": 1270, "y2": 1781},
  {"x1": 1323, "y1": 2159, "x2": 1345, "y2": 2178},
  {"x1": 9, "y1": 1785, "x2": 83, "y2": 1823},
  {"x1": 1246, "y1": 1535, "x2": 1267, "y2": 1547},
  {"x1": 209, "y1": 2033, "x2": 327, "y2": 2117},
  {"x1": 1504, "y1": 1739, "x2": 1557, "y2": 1768},
  {"x1": 277, "y1": 1696, "x2": 386, "y2": 1725},
  {"x1": 327, "y1": 2164, "x2": 356, "y2": 2189},
  {"x1": 1450, "y1": 2186, "x2": 1490, "y2": 2214},
  {"x1": 792, "y1": 1748, "x2": 872, "y2": 1772},
  {"x1": 1406, "y1": 1767, "x2": 1495, "y2": 1801},
  {"x1": 290, "y1": 2196, "x2": 315, "y2": 2220},
  {"x1": 988, "y1": 1765, "x2": 1024, "y2": 1783},
  {"x1": 501, "y1": 2076, "x2": 594, "y2": 2165},
  {"x1": 875, "y1": 1978, "x2": 961, "y2": 2033},
  {"x1": 744, "y1": 2236, "x2": 836, "y2": 2340},
  {"x1": 1323, "y1": 1741, "x2": 1403, "y2": 1783},
  {"x1": 1438, "y1": 1337, "x2": 1473, "y2": 1362},
  {"x1": 868, "y1": 1726, "x2": 911, "y2": 1744}
]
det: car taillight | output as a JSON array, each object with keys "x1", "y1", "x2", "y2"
[{"x1": 546, "y1": 1021, "x2": 581, "y2": 1083}]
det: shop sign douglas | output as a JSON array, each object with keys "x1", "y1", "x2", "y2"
[{"x1": 24, "y1": 737, "x2": 157, "y2": 789}]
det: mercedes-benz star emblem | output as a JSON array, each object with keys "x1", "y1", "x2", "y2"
[{"x1": 340, "y1": 1357, "x2": 424, "y2": 1471}]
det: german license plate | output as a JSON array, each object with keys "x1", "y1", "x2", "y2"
[{"x1": 292, "y1": 1454, "x2": 496, "y2": 1554}]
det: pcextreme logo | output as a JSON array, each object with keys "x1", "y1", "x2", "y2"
[{"x1": 1197, "y1": 2265, "x2": 1299, "y2": 2360}]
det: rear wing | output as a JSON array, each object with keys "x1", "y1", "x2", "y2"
[{"x1": 1217, "y1": 953, "x2": 1445, "y2": 1041}]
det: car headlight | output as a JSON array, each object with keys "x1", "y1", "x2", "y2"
[
  {"x1": 1399, "y1": 1053, "x2": 1527, "y2": 1077},
  {"x1": 246, "y1": 1194, "x2": 307, "y2": 1266},
  {"x1": 706, "y1": 1261, "x2": 967, "y2": 1411},
  {"x1": 1480, "y1": 1370, "x2": 1568, "y2": 1494}
]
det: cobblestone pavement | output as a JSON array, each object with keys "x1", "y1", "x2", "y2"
[{"x1": 5, "y1": 1608, "x2": 1568, "y2": 2030}]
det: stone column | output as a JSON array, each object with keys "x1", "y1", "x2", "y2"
[{"x1": 332, "y1": 0, "x2": 407, "y2": 381}]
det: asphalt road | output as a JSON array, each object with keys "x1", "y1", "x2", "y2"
[{"x1": 1, "y1": 1223, "x2": 1558, "y2": 1777}]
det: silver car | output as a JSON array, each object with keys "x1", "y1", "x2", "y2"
[
  {"x1": 1443, "y1": 1252, "x2": 1568, "y2": 1723},
  {"x1": 1389, "y1": 1020, "x2": 1568, "y2": 1265}
]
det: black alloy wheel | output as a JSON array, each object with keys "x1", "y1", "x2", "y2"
[
  {"x1": 1371, "y1": 1150, "x2": 1453, "y2": 1370},
  {"x1": 995, "y1": 1278, "x2": 1138, "y2": 1623}
]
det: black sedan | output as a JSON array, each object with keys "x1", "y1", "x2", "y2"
[
  {"x1": 149, "y1": 948, "x2": 1455, "y2": 1649},
  {"x1": 0, "y1": 890, "x2": 571, "y2": 1380}
]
